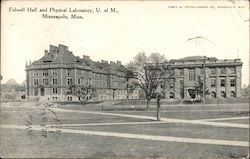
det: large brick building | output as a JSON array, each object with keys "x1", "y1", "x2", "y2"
[
  {"x1": 148, "y1": 56, "x2": 243, "y2": 100},
  {"x1": 25, "y1": 44, "x2": 139, "y2": 102}
]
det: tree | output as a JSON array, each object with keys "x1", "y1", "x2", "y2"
[
  {"x1": 146, "y1": 62, "x2": 175, "y2": 120},
  {"x1": 194, "y1": 75, "x2": 210, "y2": 104},
  {"x1": 65, "y1": 83, "x2": 96, "y2": 106},
  {"x1": 123, "y1": 67, "x2": 136, "y2": 99},
  {"x1": 126, "y1": 52, "x2": 167, "y2": 110}
]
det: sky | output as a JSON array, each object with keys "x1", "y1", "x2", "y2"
[{"x1": 1, "y1": 1, "x2": 249, "y2": 87}]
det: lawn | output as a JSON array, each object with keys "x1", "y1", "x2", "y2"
[
  {"x1": 0, "y1": 101, "x2": 249, "y2": 158},
  {"x1": 0, "y1": 129, "x2": 248, "y2": 159}
]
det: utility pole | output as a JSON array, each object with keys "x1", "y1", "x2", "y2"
[{"x1": 203, "y1": 57, "x2": 206, "y2": 108}]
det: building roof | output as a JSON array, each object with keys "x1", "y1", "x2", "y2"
[
  {"x1": 177, "y1": 56, "x2": 218, "y2": 61},
  {"x1": 26, "y1": 44, "x2": 125, "y2": 75}
]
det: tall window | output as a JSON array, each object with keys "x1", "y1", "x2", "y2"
[
  {"x1": 179, "y1": 69, "x2": 184, "y2": 76},
  {"x1": 221, "y1": 91, "x2": 226, "y2": 98},
  {"x1": 34, "y1": 79, "x2": 39, "y2": 85},
  {"x1": 52, "y1": 78, "x2": 58, "y2": 85},
  {"x1": 200, "y1": 68, "x2": 204, "y2": 75},
  {"x1": 81, "y1": 70, "x2": 85, "y2": 76},
  {"x1": 211, "y1": 78, "x2": 216, "y2": 87},
  {"x1": 43, "y1": 78, "x2": 49, "y2": 85},
  {"x1": 169, "y1": 92, "x2": 175, "y2": 99},
  {"x1": 34, "y1": 88, "x2": 38, "y2": 96},
  {"x1": 211, "y1": 91, "x2": 216, "y2": 98},
  {"x1": 52, "y1": 88, "x2": 58, "y2": 94},
  {"x1": 169, "y1": 80, "x2": 174, "y2": 89},
  {"x1": 220, "y1": 79, "x2": 225, "y2": 87},
  {"x1": 67, "y1": 78, "x2": 73, "y2": 85},
  {"x1": 78, "y1": 78, "x2": 81, "y2": 84},
  {"x1": 189, "y1": 69, "x2": 195, "y2": 81},
  {"x1": 230, "y1": 79, "x2": 235, "y2": 87},
  {"x1": 230, "y1": 91, "x2": 236, "y2": 97}
]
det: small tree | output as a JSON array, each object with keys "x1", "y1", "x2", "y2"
[
  {"x1": 194, "y1": 75, "x2": 210, "y2": 104},
  {"x1": 66, "y1": 83, "x2": 96, "y2": 106}
]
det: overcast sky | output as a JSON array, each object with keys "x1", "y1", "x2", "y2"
[{"x1": 1, "y1": 1, "x2": 249, "y2": 87}]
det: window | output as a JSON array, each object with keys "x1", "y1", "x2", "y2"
[
  {"x1": 52, "y1": 78, "x2": 57, "y2": 85},
  {"x1": 211, "y1": 78, "x2": 216, "y2": 87},
  {"x1": 169, "y1": 80, "x2": 174, "y2": 89},
  {"x1": 52, "y1": 69, "x2": 58, "y2": 76},
  {"x1": 78, "y1": 78, "x2": 81, "y2": 84},
  {"x1": 179, "y1": 69, "x2": 184, "y2": 76},
  {"x1": 34, "y1": 79, "x2": 39, "y2": 85},
  {"x1": 221, "y1": 91, "x2": 226, "y2": 98},
  {"x1": 211, "y1": 91, "x2": 216, "y2": 98},
  {"x1": 210, "y1": 68, "x2": 216, "y2": 74},
  {"x1": 34, "y1": 88, "x2": 38, "y2": 96},
  {"x1": 52, "y1": 88, "x2": 58, "y2": 94},
  {"x1": 189, "y1": 69, "x2": 195, "y2": 81},
  {"x1": 67, "y1": 96, "x2": 72, "y2": 101},
  {"x1": 34, "y1": 70, "x2": 39, "y2": 76},
  {"x1": 67, "y1": 78, "x2": 73, "y2": 85},
  {"x1": 169, "y1": 92, "x2": 175, "y2": 99},
  {"x1": 229, "y1": 67, "x2": 236, "y2": 74},
  {"x1": 220, "y1": 79, "x2": 225, "y2": 87},
  {"x1": 230, "y1": 91, "x2": 236, "y2": 97},
  {"x1": 220, "y1": 68, "x2": 226, "y2": 74},
  {"x1": 81, "y1": 70, "x2": 85, "y2": 75},
  {"x1": 42, "y1": 70, "x2": 48, "y2": 76},
  {"x1": 43, "y1": 78, "x2": 48, "y2": 85},
  {"x1": 230, "y1": 79, "x2": 235, "y2": 87},
  {"x1": 200, "y1": 68, "x2": 204, "y2": 75},
  {"x1": 66, "y1": 69, "x2": 73, "y2": 76}
]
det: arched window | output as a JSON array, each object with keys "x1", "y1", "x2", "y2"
[
  {"x1": 169, "y1": 92, "x2": 175, "y2": 99},
  {"x1": 230, "y1": 91, "x2": 236, "y2": 98},
  {"x1": 221, "y1": 91, "x2": 226, "y2": 98},
  {"x1": 211, "y1": 91, "x2": 216, "y2": 98}
]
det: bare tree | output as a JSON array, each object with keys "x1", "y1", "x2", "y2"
[
  {"x1": 145, "y1": 63, "x2": 175, "y2": 120},
  {"x1": 66, "y1": 83, "x2": 96, "y2": 106},
  {"x1": 126, "y1": 52, "x2": 167, "y2": 110}
]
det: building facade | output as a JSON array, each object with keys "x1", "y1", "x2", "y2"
[
  {"x1": 25, "y1": 44, "x2": 139, "y2": 102},
  {"x1": 147, "y1": 56, "x2": 243, "y2": 100}
]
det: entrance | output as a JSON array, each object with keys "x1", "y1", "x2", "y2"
[
  {"x1": 188, "y1": 89, "x2": 196, "y2": 99},
  {"x1": 40, "y1": 88, "x2": 45, "y2": 96}
]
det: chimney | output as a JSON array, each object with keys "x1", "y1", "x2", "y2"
[
  {"x1": 110, "y1": 61, "x2": 115, "y2": 65},
  {"x1": 58, "y1": 44, "x2": 68, "y2": 51},
  {"x1": 83, "y1": 55, "x2": 90, "y2": 60},
  {"x1": 116, "y1": 61, "x2": 121, "y2": 66},
  {"x1": 44, "y1": 50, "x2": 49, "y2": 56}
]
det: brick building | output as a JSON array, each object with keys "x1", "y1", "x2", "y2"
[
  {"x1": 147, "y1": 56, "x2": 243, "y2": 100},
  {"x1": 25, "y1": 44, "x2": 139, "y2": 102}
]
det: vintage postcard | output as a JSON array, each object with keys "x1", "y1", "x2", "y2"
[{"x1": 0, "y1": 0, "x2": 249, "y2": 158}]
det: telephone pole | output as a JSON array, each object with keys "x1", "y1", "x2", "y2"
[{"x1": 203, "y1": 56, "x2": 206, "y2": 108}]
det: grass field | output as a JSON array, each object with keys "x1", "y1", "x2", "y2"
[{"x1": 0, "y1": 101, "x2": 249, "y2": 158}]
